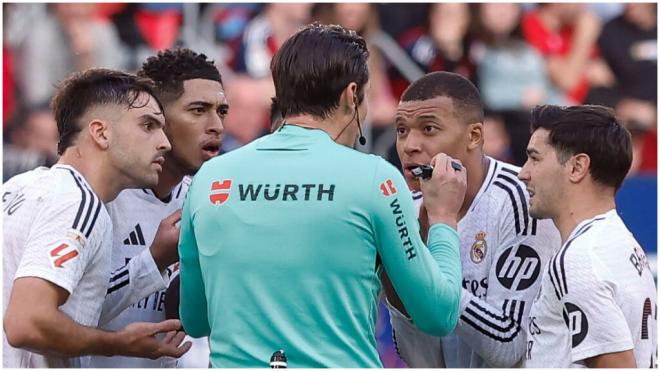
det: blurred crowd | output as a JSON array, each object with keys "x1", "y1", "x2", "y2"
[{"x1": 3, "y1": 3, "x2": 657, "y2": 181}]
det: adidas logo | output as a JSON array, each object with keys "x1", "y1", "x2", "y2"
[{"x1": 123, "y1": 224, "x2": 146, "y2": 246}]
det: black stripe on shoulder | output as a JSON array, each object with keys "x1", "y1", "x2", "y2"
[
  {"x1": 77, "y1": 179, "x2": 102, "y2": 238},
  {"x1": 493, "y1": 181, "x2": 521, "y2": 234},
  {"x1": 557, "y1": 224, "x2": 597, "y2": 297},
  {"x1": 107, "y1": 279, "x2": 130, "y2": 295},
  {"x1": 500, "y1": 166, "x2": 519, "y2": 176},
  {"x1": 531, "y1": 218, "x2": 538, "y2": 236},
  {"x1": 61, "y1": 169, "x2": 88, "y2": 230},
  {"x1": 175, "y1": 184, "x2": 183, "y2": 199},
  {"x1": 547, "y1": 261, "x2": 562, "y2": 300},
  {"x1": 497, "y1": 173, "x2": 529, "y2": 235},
  {"x1": 412, "y1": 192, "x2": 423, "y2": 200}
]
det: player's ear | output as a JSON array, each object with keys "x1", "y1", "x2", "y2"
[
  {"x1": 568, "y1": 153, "x2": 590, "y2": 184},
  {"x1": 467, "y1": 122, "x2": 484, "y2": 151},
  {"x1": 88, "y1": 119, "x2": 110, "y2": 151}
]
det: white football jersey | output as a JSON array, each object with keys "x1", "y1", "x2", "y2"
[
  {"x1": 524, "y1": 210, "x2": 657, "y2": 368},
  {"x1": 85, "y1": 179, "x2": 190, "y2": 367},
  {"x1": 388, "y1": 158, "x2": 561, "y2": 368},
  {"x1": 3, "y1": 165, "x2": 112, "y2": 367}
]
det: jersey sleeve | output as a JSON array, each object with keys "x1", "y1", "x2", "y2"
[
  {"x1": 561, "y1": 242, "x2": 633, "y2": 363},
  {"x1": 178, "y1": 180, "x2": 210, "y2": 337},
  {"x1": 14, "y1": 191, "x2": 103, "y2": 295},
  {"x1": 453, "y1": 211, "x2": 557, "y2": 367},
  {"x1": 98, "y1": 248, "x2": 170, "y2": 326},
  {"x1": 371, "y1": 160, "x2": 462, "y2": 336}
]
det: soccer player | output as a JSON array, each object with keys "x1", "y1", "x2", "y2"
[
  {"x1": 520, "y1": 105, "x2": 657, "y2": 368},
  {"x1": 84, "y1": 49, "x2": 226, "y2": 368},
  {"x1": 178, "y1": 23, "x2": 465, "y2": 367},
  {"x1": 3, "y1": 69, "x2": 190, "y2": 367},
  {"x1": 384, "y1": 71, "x2": 561, "y2": 367}
]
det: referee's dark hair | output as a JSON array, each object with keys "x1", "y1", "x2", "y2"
[
  {"x1": 401, "y1": 71, "x2": 484, "y2": 125},
  {"x1": 270, "y1": 22, "x2": 369, "y2": 120},
  {"x1": 52, "y1": 68, "x2": 162, "y2": 155},
  {"x1": 530, "y1": 104, "x2": 632, "y2": 191},
  {"x1": 138, "y1": 48, "x2": 222, "y2": 105}
]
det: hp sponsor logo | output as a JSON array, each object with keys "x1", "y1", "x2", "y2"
[
  {"x1": 562, "y1": 302, "x2": 588, "y2": 347},
  {"x1": 495, "y1": 244, "x2": 540, "y2": 291}
]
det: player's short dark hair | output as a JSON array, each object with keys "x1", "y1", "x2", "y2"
[
  {"x1": 270, "y1": 22, "x2": 369, "y2": 120},
  {"x1": 138, "y1": 48, "x2": 222, "y2": 105},
  {"x1": 530, "y1": 104, "x2": 632, "y2": 190},
  {"x1": 52, "y1": 68, "x2": 162, "y2": 155},
  {"x1": 401, "y1": 71, "x2": 484, "y2": 125}
]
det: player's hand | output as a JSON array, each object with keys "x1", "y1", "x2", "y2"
[
  {"x1": 419, "y1": 153, "x2": 467, "y2": 229},
  {"x1": 150, "y1": 209, "x2": 182, "y2": 272},
  {"x1": 114, "y1": 319, "x2": 192, "y2": 359}
]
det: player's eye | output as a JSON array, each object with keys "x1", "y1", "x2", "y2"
[
  {"x1": 218, "y1": 107, "x2": 228, "y2": 116},
  {"x1": 423, "y1": 125, "x2": 439, "y2": 135},
  {"x1": 396, "y1": 126, "x2": 408, "y2": 136},
  {"x1": 191, "y1": 107, "x2": 205, "y2": 115}
]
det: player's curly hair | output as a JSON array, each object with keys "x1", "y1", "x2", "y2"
[{"x1": 137, "y1": 48, "x2": 222, "y2": 104}]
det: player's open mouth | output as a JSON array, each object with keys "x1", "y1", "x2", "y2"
[
  {"x1": 201, "y1": 142, "x2": 221, "y2": 159},
  {"x1": 403, "y1": 163, "x2": 423, "y2": 178}
]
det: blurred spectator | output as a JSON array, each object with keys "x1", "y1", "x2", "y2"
[
  {"x1": 482, "y1": 113, "x2": 513, "y2": 163},
  {"x1": 17, "y1": 3, "x2": 124, "y2": 106},
  {"x1": 615, "y1": 98, "x2": 657, "y2": 175},
  {"x1": 522, "y1": 4, "x2": 615, "y2": 104},
  {"x1": 392, "y1": 3, "x2": 474, "y2": 98},
  {"x1": 211, "y1": 4, "x2": 261, "y2": 44},
  {"x1": 110, "y1": 3, "x2": 184, "y2": 71},
  {"x1": 3, "y1": 105, "x2": 58, "y2": 181},
  {"x1": 230, "y1": 3, "x2": 312, "y2": 78},
  {"x1": 598, "y1": 3, "x2": 657, "y2": 103},
  {"x1": 4, "y1": 46, "x2": 15, "y2": 127},
  {"x1": 221, "y1": 75, "x2": 271, "y2": 153},
  {"x1": 471, "y1": 3, "x2": 566, "y2": 111},
  {"x1": 317, "y1": 3, "x2": 398, "y2": 129}
]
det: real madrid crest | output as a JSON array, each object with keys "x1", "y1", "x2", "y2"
[{"x1": 471, "y1": 231, "x2": 487, "y2": 264}]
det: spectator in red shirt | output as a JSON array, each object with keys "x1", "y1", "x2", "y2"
[{"x1": 522, "y1": 4, "x2": 615, "y2": 104}]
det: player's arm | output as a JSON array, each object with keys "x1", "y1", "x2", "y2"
[
  {"x1": 3, "y1": 196, "x2": 190, "y2": 359},
  {"x1": 374, "y1": 154, "x2": 464, "y2": 336},
  {"x1": 585, "y1": 350, "x2": 636, "y2": 368},
  {"x1": 178, "y1": 185, "x2": 210, "y2": 337},
  {"x1": 561, "y1": 241, "x2": 635, "y2": 367},
  {"x1": 98, "y1": 210, "x2": 181, "y2": 326},
  {"x1": 4, "y1": 277, "x2": 190, "y2": 359},
  {"x1": 452, "y1": 223, "x2": 552, "y2": 367}
]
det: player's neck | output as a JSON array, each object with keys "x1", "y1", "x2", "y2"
[
  {"x1": 554, "y1": 188, "x2": 616, "y2": 243},
  {"x1": 57, "y1": 150, "x2": 122, "y2": 203},
  {"x1": 459, "y1": 155, "x2": 490, "y2": 219},
  {"x1": 152, "y1": 161, "x2": 184, "y2": 201}
]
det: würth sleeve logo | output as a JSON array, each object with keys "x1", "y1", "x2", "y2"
[
  {"x1": 380, "y1": 179, "x2": 397, "y2": 196},
  {"x1": 49, "y1": 243, "x2": 79, "y2": 268},
  {"x1": 209, "y1": 179, "x2": 232, "y2": 205}
]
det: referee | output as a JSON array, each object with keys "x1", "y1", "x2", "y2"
[{"x1": 178, "y1": 23, "x2": 465, "y2": 367}]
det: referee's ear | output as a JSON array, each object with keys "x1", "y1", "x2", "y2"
[{"x1": 568, "y1": 153, "x2": 591, "y2": 184}]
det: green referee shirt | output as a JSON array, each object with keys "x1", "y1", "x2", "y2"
[{"x1": 179, "y1": 124, "x2": 462, "y2": 367}]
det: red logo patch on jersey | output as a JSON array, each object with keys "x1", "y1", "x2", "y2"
[
  {"x1": 210, "y1": 179, "x2": 232, "y2": 205},
  {"x1": 49, "y1": 243, "x2": 79, "y2": 268},
  {"x1": 380, "y1": 179, "x2": 397, "y2": 196}
]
